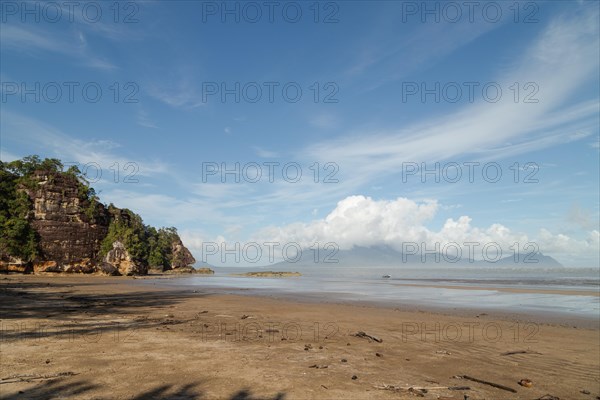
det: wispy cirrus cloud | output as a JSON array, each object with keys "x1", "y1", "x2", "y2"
[
  {"x1": 303, "y1": 8, "x2": 599, "y2": 194},
  {"x1": 136, "y1": 107, "x2": 159, "y2": 129},
  {"x1": 342, "y1": 6, "x2": 503, "y2": 91},
  {"x1": 252, "y1": 146, "x2": 280, "y2": 158},
  {"x1": 1, "y1": 25, "x2": 117, "y2": 70},
  {"x1": 143, "y1": 63, "x2": 208, "y2": 109},
  {"x1": 0, "y1": 148, "x2": 20, "y2": 163},
  {"x1": 0, "y1": 110, "x2": 169, "y2": 177}
]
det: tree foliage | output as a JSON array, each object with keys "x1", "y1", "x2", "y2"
[
  {"x1": 0, "y1": 158, "x2": 39, "y2": 261},
  {"x1": 100, "y1": 209, "x2": 179, "y2": 270}
]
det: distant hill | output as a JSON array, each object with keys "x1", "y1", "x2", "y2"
[
  {"x1": 271, "y1": 245, "x2": 564, "y2": 268},
  {"x1": 494, "y1": 252, "x2": 564, "y2": 268}
]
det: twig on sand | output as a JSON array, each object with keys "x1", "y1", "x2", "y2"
[
  {"x1": 0, "y1": 371, "x2": 78, "y2": 384},
  {"x1": 501, "y1": 350, "x2": 542, "y2": 356},
  {"x1": 374, "y1": 384, "x2": 470, "y2": 396},
  {"x1": 375, "y1": 385, "x2": 425, "y2": 397},
  {"x1": 353, "y1": 331, "x2": 383, "y2": 343},
  {"x1": 458, "y1": 375, "x2": 517, "y2": 393}
]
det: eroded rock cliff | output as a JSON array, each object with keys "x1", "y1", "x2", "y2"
[
  {"x1": 171, "y1": 237, "x2": 196, "y2": 269},
  {"x1": 26, "y1": 172, "x2": 109, "y2": 273},
  {"x1": 0, "y1": 158, "x2": 196, "y2": 275},
  {"x1": 103, "y1": 241, "x2": 146, "y2": 276}
]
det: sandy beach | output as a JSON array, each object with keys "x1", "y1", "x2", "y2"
[{"x1": 1, "y1": 275, "x2": 598, "y2": 400}]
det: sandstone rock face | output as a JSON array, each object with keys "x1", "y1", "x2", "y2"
[
  {"x1": 4, "y1": 170, "x2": 195, "y2": 276},
  {"x1": 33, "y1": 259, "x2": 96, "y2": 274},
  {"x1": 171, "y1": 238, "x2": 196, "y2": 269},
  {"x1": 26, "y1": 172, "x2": 109, "y2": 272},
  {"x1": 0, "y1": 257, "x2": 32, "y2": 273},
  {"x1": 104, "y1": 241, "x2": 146, "y2": 276}
]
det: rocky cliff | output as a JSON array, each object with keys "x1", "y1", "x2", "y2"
[
  {"x1": 26, "y1": 171, "x2": 109, "y2": 274},
  {"x1": 171, "y1": 237, "x2": 196, "y2": 269},
  {"x1": 103, "y1": 240, "x2": 147, "y2": 276},
  {"x1": 0, "y1": 157, "x2": 196, "y2": 275}
]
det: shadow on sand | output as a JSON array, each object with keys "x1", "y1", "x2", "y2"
[
  {"x1": 1, "y1": 279, "x2": 287, "y2": 399},
  {"x1": 1, "y1": 379, "x2": 286, "y2": 400},
  {"x1": 0, "y1": 278, "x2": 209, "y2": 341}
]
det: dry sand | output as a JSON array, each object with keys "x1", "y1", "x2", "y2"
[{"x1": 1, "y1": 275, "x2": 598, "y2": 399}]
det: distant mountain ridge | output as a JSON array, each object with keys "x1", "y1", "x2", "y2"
[{"x1": 272, "y1": 245, "x2": 564, "y2": 268}]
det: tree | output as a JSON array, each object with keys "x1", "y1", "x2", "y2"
[{"x1": 0, "y1": 163, "x2": 38, "y2": 261}]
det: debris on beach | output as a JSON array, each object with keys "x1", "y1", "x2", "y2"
[
  {"x1": 304, "y1": 344, "x2": 312, "y2": 351},
  {"x1": 352, "y1": 331, "x2": 383, "y2": 343},
  {"x1": 536, "y1": 395, "x2": 560, "y2": 400},
  {"x1": 457, "y1": 375, "x2": 517, "y2": 393},
  {"x1": 501, "y1": 349, "x2": 542, "y2": 356},
  {"x1": 308, "y1": 364, "x2": 328, "y2": 369},
  {"x1": 351, "y1": 375, "x2": 358, "y2": 380},
  {"x1": 374, "y1": 385, "x2": 427, "y2": 397},
  {"x1": 0, "y1": 371, "x2": 78, "y2": 384},
  {"x1": 374, "y1": 384, "x2": 470, "y2": 395},
  {"x1": 518, "y1": 378, "x2": 533, "y2": 387},
  {"x1": 375, "y1": 352, "x2": 383, "y2": 357}
]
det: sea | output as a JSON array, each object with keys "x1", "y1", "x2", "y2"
[{"x1": 143, "y1": 266, "x2": 600, "y2": 322}]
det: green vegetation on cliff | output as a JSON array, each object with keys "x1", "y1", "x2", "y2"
[
  {"x1": 99, "y1": 207, "x2": 180, "y2": 270},
  {"x1": 0, "y1": 158, "x2": 39, "y2": 261},
  {"x1": 0, "y1": 155, "x2": 190, "y2": 270}
]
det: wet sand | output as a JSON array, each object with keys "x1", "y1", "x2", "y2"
[
  {"x1": 391, "y1": 282, "x2": 600, "y2": 297},
  {"x1": 1, "y1": 275, "x2": 599, "y2": 399}
]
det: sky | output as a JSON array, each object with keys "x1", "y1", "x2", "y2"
[{"x1": 1, "y1": 0, "x2": 599, "y2": 267}]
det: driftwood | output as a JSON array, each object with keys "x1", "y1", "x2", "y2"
[
  {"x1": 501, "y1": 350, "x2": 542, "y2": 356},
  {"x1": 353, "y1": 331, "x2": 383, "y2": 343},
  {"x1": 459, "y1": 375, "x2": 517, "y2": 393},
  {"x1": 0, "y1": 371, "x2": 78, "y2": 385}
]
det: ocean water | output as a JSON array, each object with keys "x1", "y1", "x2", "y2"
[{"x1": 148, "y1": 266, "x2": 600, "y2": 320}]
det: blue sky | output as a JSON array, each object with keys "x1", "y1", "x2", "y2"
[{"x1": 1, "y1": 1, "x2": 599, "y2": 267}]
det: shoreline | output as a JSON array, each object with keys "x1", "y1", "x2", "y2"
[
  {"x1": 131, "y1": 275, "x2": 600, "y2": 330},
  {"x1": 1, "y1": 275, "x2": 599, "y2": 399}
]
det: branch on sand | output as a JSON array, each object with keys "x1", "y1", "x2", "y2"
[
  {"x1": 374, "y1": 384, "x2": 471, "y2": 397},
  {"x1": 0, "y1": 372, "x2": 78, "y2": 385},
  {"x1": 458, "y1": 375, "x2": 517, "y2": 393},
  {"x1": 352, "y1": 331, "x2": 383, "y2": 343}
]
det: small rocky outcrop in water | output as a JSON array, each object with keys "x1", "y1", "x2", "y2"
[
  {"x1": 235, "y1": 271, "x2": 302, "y2": 277},
  {"x1": 163, "y1": 266, "x2": 214, "y2": 274}
]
